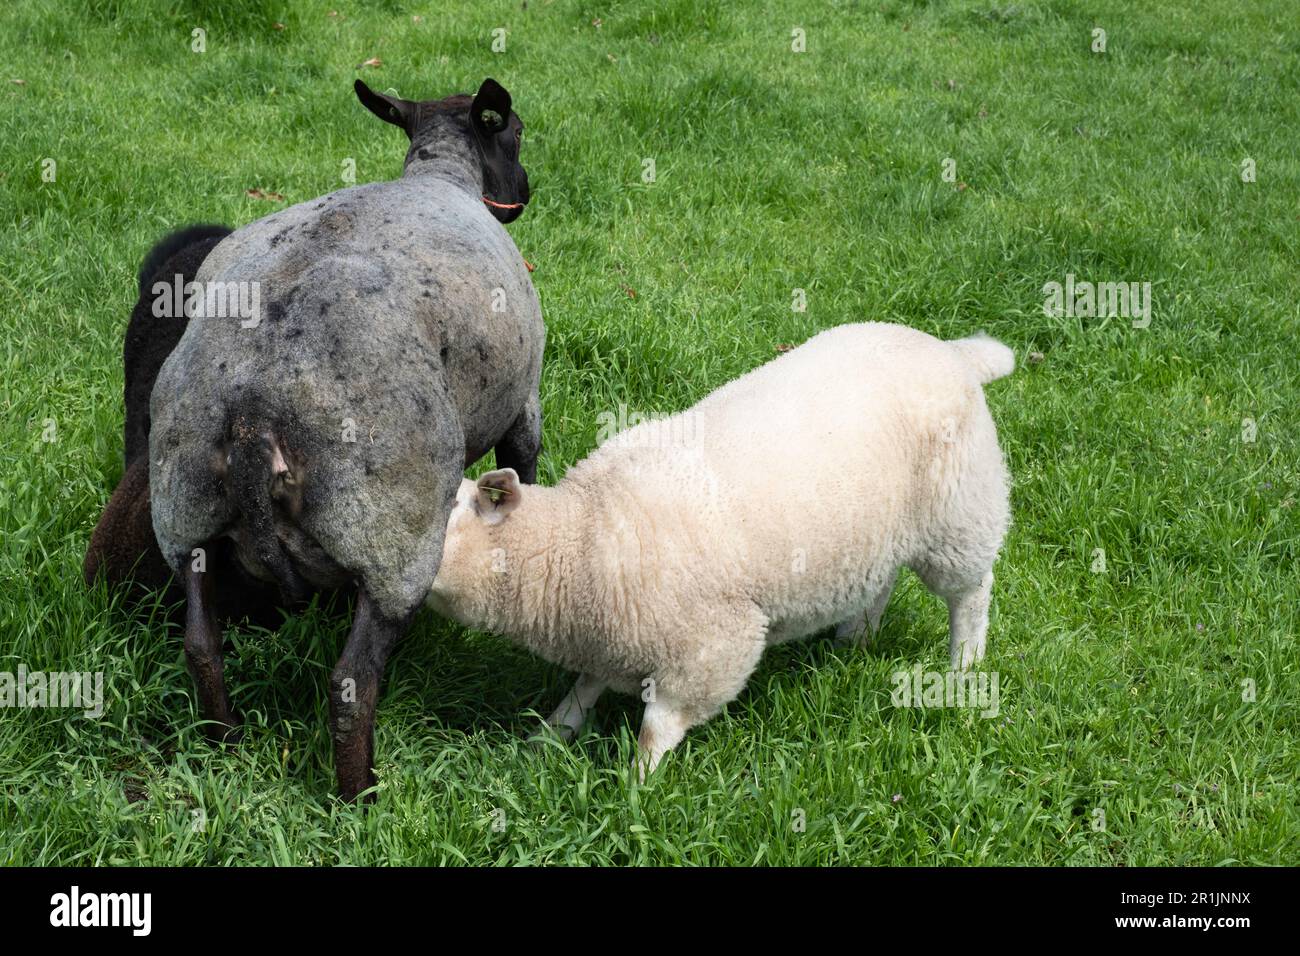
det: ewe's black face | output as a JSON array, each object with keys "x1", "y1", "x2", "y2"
[
  {"x1": 355, "y1": 78, "x2": 530, "y2": 223},
  {"x1": 467, "y1": 91, "x2": 529, "y2": 224}
]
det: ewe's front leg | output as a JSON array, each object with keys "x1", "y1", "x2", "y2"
[
  {"x1": 493, "y1": 395, "x2": 542, "y2": 485},
  {"x1": 330, "y1": 588, "x2": 411, "y2": 803},
  {"x1": 541, "y1": 673, "x2": 607, "y2": 742},
  {"x1": 183, "y1": 558, "x2": 240, "y2": 742}
]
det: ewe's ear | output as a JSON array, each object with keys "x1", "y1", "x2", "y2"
[
  {"x1": 475, "y1": 468, "x2": 521, "y2": 525},
  {"x1": 470, "y1": 78, "x2": 512, "y2": 136},
  {"x1": 355, "y1": 79, "x2": 416, "y2": 135}
]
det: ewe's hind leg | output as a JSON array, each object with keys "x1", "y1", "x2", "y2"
[
  {"x1": 330, "y1": 589, "x2": 412, "y2": 803},
  {"x1": 542, "y1": 673, "x2": 607, "y2": 742},
  {"x1": 493, "y1": 394, "x2": 542, "y2": 484},
  {"x1": 182, "y1": 559, "x2": 240, "y2": 741}
]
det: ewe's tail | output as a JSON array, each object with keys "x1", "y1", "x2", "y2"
[
  {"x1": 137, "y1": 223, "x2": 233, "y2": 298},
  {"x1": 950, "y1": 333, "x2": 1015, "y2": 385}
]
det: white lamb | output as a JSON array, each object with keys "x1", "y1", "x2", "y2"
[{"x1": 427, "y1": 322, "x2": 1014, "y2": 775}]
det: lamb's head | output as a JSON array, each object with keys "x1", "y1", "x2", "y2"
[
  {"x1": 354, "y1": 77, "x2": 530, "y2": 223},
  {"x1": 426, "y1": 468, "x2": 524, "y2": 625}
]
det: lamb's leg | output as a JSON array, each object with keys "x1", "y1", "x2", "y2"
[
  {"x1": 944, "y1": 571, "x2": 993, "y2": 671},
  {"x1": 835, "y1": 568, "x2": 898, "y2": 645},
  {"x1": 542, "y1": 673, "x2": 607, "y2": 742},
  {"x1": 913, "y1": 560, "x2": 994, "y2": 671},
  {"x1": 634, "y1": 617, "x2": 769, "y2": 781},
  {"x1": 84, "y1": 457, "x2": 176, "y2": 595},
  {"x1": 183, "y1": 558, "x2": 240, "y2": 741},
  {"x1": 636, "y1": 697, "x2": 694, "y2": 782},
  {"x1": 330, "y1": 588, "x2": 411, "y2": 803},
  {"x1": 493, "y1": 394, "x2": 542, "y2": 484}
]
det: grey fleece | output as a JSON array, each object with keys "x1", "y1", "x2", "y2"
[{"x1": 149, "y1": 138, "x2": 543, "y2": 617}]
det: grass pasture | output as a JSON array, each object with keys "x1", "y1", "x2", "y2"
[{"x1": 0, "y1": 0, "x2": 1297, "y2": 865}]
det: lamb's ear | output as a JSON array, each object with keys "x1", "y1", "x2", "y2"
[
  {"x1": 355, "y1": 79, "x2": 416, "y2": 135},
  {"x1": 474, "y1": 468, "x2": 522, "y2": 525},
  {"x1": 470, "y1": 78, "x2": 512, "y2": 135}
]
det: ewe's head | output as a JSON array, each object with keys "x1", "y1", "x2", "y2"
[
  {"x1": 354, "y1": 77, "x2": 530, "y2": 223},
  {"x1": 427, "y1": 469, "x2": 523, "y2": 624}
]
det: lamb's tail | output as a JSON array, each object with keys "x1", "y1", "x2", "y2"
[
  {"x1": 226, "y1": 415, "x2": 311, "y2": 603},
  {"x1": 950, "y1": 332, "x2": 1015, "y2": 385},
  {"x1": 137, "y1": 224, "x2": 233, "y2": 298}
]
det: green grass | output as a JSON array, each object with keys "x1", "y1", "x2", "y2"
[{"x1": 1, "y1": 0, "x2": 1298, "y2": 865}]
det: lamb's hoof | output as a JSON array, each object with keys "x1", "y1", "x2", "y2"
[{"x1": 633, "y1": 756, "x2": 659, "y2": 785}]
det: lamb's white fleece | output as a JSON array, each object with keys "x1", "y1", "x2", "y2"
[{"x1": 428, "y1": 322, "x2": 1013, "y2": 773}]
